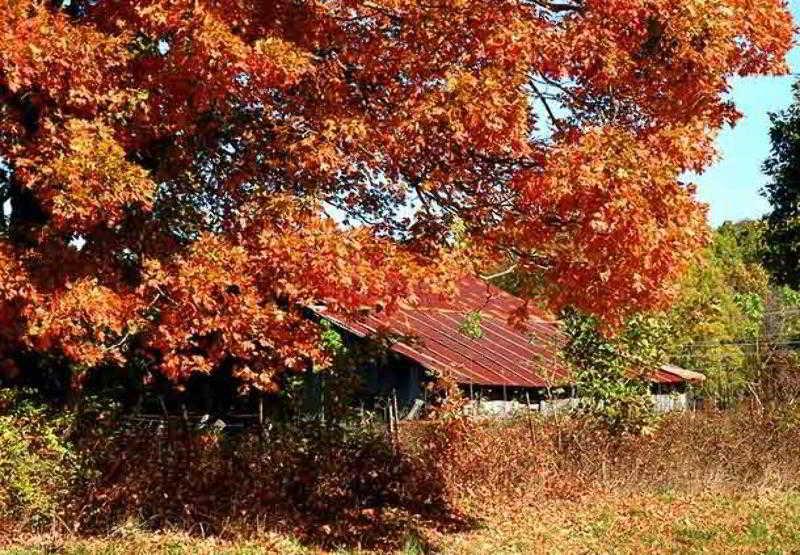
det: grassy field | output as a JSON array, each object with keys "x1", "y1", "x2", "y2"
[
  {"x1": 435, "y1": 489, "x2": 800, "y2": 554},
  {"x1": 5, "y1": 488, "x2": 800, "y2": 554}
]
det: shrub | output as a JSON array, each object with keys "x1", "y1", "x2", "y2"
[
  {"x1": 0, "y1": 390, "x2": 78, "y2": 530},
  {"x1": 561, "y1": 310, "x2": 665, "y2": 435},
  {"x1": 4, "y1": 388, "x2": 800, "y2": 551}
]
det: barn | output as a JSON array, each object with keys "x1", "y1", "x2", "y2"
[{"x1": 310, "y1": 275, "x2": 704, "y2": 418}]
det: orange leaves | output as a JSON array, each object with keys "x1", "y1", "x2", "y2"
[
  {"x1": 508, "y1": 126, "x2": 709, "y2": 324},
  {"x1": 0, "y1": 242, "x2": 30, "y2": 300},
  {"x1": 0, "y1": 243, "x2": 34, "y2": 340},
  {"x1": 252, "y1": 36, "x2": 315, "y2": 86},
  {"x1": 18, "y1": 119, "x2": 155, "y2": 232},
  {"x1": 552, "y1": 0, "x2": 792, "y2": 127},
  {"x1": 25, "y1": 278, "x2": 139, "y2": 367},
  {"x1": 440, "y1": 67, "x2": 531, "y2": 156},
  {"x1": 0, "y1": 0, "x2": 132, "y2": 112},
  {"x1": 286, "y1": 118, "x2": 369, "y2": 178},
  {"x1": 129, "y1": 196, "x2": 464, "y2": 387},
  {"x1": 0, "y1": 0, "x2": 793, "y2": 387},
  {"x1": 250, "y1": 210, "x2": 415, "y2": 312},
  {"x1": 124, "y1": 1, "x2": 314, "y2": 124},
  {"x1": 720, "y1": 0, "x2": 794, "y2": 75},
  {"x1": 135, "y1": 198, "x2": 458, "y2": 388},
  {"x1": 139, "y1": 235, "x2": 315, "y2": 387},
  {"x1": 182, "y1": 4, "x2": 314, "y2": 93}
]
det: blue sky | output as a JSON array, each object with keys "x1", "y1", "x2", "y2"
[{"x1": 693, "y1": 2, "x2": 800, "y2": 227}]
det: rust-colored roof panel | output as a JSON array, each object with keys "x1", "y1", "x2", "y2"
[
  {"x1": 660, "y1": 364, "x2": 706, "y2": 382},
  {"x1": 313, "y1": 275, "x2": 700, "y2": 387},
  {"x1": 649, "y1": 369, "x2": 684, "y2": 384}
]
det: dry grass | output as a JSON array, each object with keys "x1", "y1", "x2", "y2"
[
  {"x1": 431, "y1": 489, "x2": 800, "y2": 554},
  {"x1": 2, "y1": 533, "x2": 310, "y2": 555},
  {"x1": 6, "y1": 490, "x2": 800, "y2": 554},
  {"x1": 403, "y1": 406, "x2": 800, "y2": 507},
  {"x1": 4, "y1": 407, "x2": 800, "y2": 553}
]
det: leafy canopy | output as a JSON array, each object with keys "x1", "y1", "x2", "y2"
[
  {"x1": 0, "y1": 0, "x2": 792, "y2": 389},
  {"x1": 658, "y1": 221, "x2": 800, "y2": 405},
  {"x1": 564, "y1": 220, "x2": 800, "y2": 409},
  {"x1": 663, "y1": 221, "x2": 770, "y2": 403}
]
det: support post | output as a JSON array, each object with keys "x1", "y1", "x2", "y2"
[
  {"x1": 258, "y1": 394, "x2": 265, "y2": 444},
  {"x1": 525, "y1": 391, "x2": 535, "y2": 443},
  {"x1": 392, "y1": 389, "x2": 400, "y2": 442},
  {"x1": 469, "y1": 382, "x2": 475, "y2": 416}
]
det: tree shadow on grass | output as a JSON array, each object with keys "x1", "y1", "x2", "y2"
[
  {"x1": 273, "y1": 505, "x2": 475, "y2": 552},
  {"x1": 70, "y1": 422, "x2": 478, "y2": 552}
]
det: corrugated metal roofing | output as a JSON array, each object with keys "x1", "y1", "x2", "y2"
[
  {"x1": 660, "y1": 363, "x2": 706, "y2": 383},
  {"x1": 313, "y1": 275, "x2": 701, "y2": 388}
]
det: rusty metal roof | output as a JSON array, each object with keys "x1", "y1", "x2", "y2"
[
  {"x1": 660, "y1": 363, "x2": 706, "y2": 383},
  {"x1": 314, "y1": 275, "x2": 699, "y2": 388}
]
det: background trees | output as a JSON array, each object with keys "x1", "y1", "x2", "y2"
[
  {"x1": 764, "y1": 83, "x2": 800, "y2": 289},
  {"x1": 556, "y1": 219, "x2": 800, "y2": 410}
]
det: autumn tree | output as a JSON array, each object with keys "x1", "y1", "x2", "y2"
[{"x1": 0, "y1": 0, "x2": 792, "y2": 391}]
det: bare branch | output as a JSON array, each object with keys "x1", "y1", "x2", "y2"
[
  {"x1": 480, "y1": 264, "x2": 519, "y2": 281},
  {"x1": 530, "y1": 82, "x2": 564, "y2": 133}
]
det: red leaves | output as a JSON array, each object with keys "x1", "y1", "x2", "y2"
[
  {"x1": 0, "y1": 244, "x2": 34, "y2": 344},
  {"x1": 25, "y1": 278, "x2": 138, "y2": 367},
  {"x1": 0, "y1": 0, "x2": 132, "y2": 113},
  {"x1": 139, "y1": 235, "x2": 314, "y2": 386},
  {"x1": 132, "y1": 198, "x2": 463, "y2": 387},
  {"x1": 550, "y1": 0, "x2": 792, "y2": 127}
]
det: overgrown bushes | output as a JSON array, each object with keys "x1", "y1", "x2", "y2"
[
  {"x1": 72, "y1": 420, "x2": 448, "y2": 539},
  {"x1": 403, "y1": 406, "x2": 800, "y2": 510},
  {"x1": 3, "y1": 394, "x2": 800, "y2": 551},
  {"x1": 0, "y1": 393, "x2": 452, "y2": 549}
]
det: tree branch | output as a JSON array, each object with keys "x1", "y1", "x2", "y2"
[
  {"x1": 530, "y1": 82, "x2": 564, "y2": 133},
  {"x1": 480, "y1": 264, "x2": 518, "y2": 281}
]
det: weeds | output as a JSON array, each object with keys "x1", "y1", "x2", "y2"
[{"x1": 2, "y1": 399, "x2": 800, "y2": 552}]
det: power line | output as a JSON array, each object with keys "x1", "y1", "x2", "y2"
[
  {"x1": 761, "y1": 309, "x2": 800, "y2": 315},
  {"x1": 669, "y1": 339, "x2": 797, "y2": 349},
  {"x1": 665, "y1": 340, "x2": 800, "y2": 353}
]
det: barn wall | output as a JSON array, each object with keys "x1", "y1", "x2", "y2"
[
  {"x1": 357, "y1": 357, "x2": 426, "y2": 409},
  {"x1": 464, "y1": 391, "x2": 694, "y2": 417}
]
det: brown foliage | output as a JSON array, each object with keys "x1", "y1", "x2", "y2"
[
  {"x1": 64, "y1": 421, "x2": 458, "y2": 550},
  {"x1": 4, "y1": 407, "x2": 800, "y2": 551},
  {"x1": 757, "y1": 349, "x2": 800, "y2": 406},
  {"x1": 403, "y1": 408, "x2": 800, "y2": 511}
]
